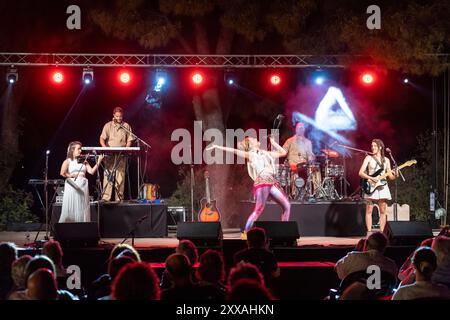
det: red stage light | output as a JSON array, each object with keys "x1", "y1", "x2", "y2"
[
  {"x1": 119, "y1": 72, "x2": 131, "y2": 84},
  {"x1": 270, "y1": 74, "x2": 281, "y2": 86},
  {"x1": 361, "y1": 73, "x2": 375, "y2": 84},
  {"x1": 52, "y1": 72, "x2": 64, "y2": 84},
  {"x1": 192, "y1": 73, "x2": 203, "y2": 85}
]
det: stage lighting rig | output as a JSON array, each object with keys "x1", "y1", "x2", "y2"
[
  {"x1": 6, "y1": 67, "x2": 18, "y2": 84},
  {"x1": 82, "y1": 67, "x2": 94, "y2": 85}
]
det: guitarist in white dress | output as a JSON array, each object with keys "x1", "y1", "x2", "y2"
[{"x1": 358, "y1": 139, "x2": 398, "y2": 233}]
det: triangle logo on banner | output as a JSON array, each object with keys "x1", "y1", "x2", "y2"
[{"x1": 314, "y1": 86, "x2": 356, "y2": 131}]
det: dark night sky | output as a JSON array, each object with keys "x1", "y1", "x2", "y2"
[{"x1": 0, "y1": 1, "x2": 435, "y2": 207}]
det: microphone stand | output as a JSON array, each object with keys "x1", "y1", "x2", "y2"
[
  {"x1": 387, "y1": 149, "x2": 405, "y2": 222},
  {"x1": 337, "y1": 144, "x2": 372, "y2": 200},
  {"x1": 44, "y1": 151, "x2": 50, "y2": 240},
  {"x1": 117, "y1": 123, "x2": 152, "y2": 200}
]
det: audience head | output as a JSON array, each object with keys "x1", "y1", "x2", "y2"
[
  {"x1": 246, "y1": 227, "x2": 267, "y2": 248},
  {"x1": 176, "y1": 240, "x2": 198, "y2": 266},
  {"x1": 228, "y1": 262, "x2": 265, "y2": 287},
  {"x1": 196, "y1": 250, "x2": 225, "y2": 284},
  {"x1": 412, "y1": 246, "x2": 437, "y2": 281},
  {"x1": 0, "y1": 242, "x2": 18, "y2": 272},
  {"x1": 365, "y1": 232, "x2": 388, "y2": 253},
  {"x1": 431, "y1": 236, "x2": 450, "y2": 267},
  {"x1": 227, "y1": 279, "x2": 273, "y2": 300},
  {"x1": 109, "y1": 244, "x2": 141, "y2": 262},
  {"x1": 42, "y1": 240, "x2": 64, "y2": 268},
  {"x1": 112, "y1": 262, "x2": 160, "y2": 300},
  {"x1": 165, "y1": 253, "x2": 192, "y2": 282},
  {"x1": 24, "y1": 255, "x2": 56, "y2": 284},
  {"x1": 108, "y1": 256, "x2": 135, "y2": 282},
  {"x1": 27, "y1": 268, "x2": 58, "y2": 300},
  {"x1": 340, "y1": 281, "x2": 371, "y2": 300},
  {"x1": 11, "y1": 255, "x2": 32, "y2": 289}
]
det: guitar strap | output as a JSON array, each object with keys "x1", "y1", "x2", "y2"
[{"x1": 370, "y1": 155, "x2": 384, "y2": 171}]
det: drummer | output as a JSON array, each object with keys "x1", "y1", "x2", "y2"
[{"x1": 282, "y1": 122, "x2": 316, "y2": 170}]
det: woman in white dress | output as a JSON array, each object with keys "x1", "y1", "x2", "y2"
[
  {"x1": 358, "y1": 139, "x2": 398, "y2": 232},
  {"x1": 208, "y1": 136, "x2": 290, "y2": 232},
  {"x1": 59, "y1": 141, "x2": 104, "y2": 223}
]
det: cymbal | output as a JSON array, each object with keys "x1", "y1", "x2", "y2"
[{"x1": 321, "y1": 149, "x2": 340, "y2": 158}]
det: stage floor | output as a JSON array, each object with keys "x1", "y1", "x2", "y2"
[{"x1": 0, "y1": 230, "x2": 362, "y2": 249}]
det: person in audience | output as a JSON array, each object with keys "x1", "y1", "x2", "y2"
[
  {"x1": 398, "y1": 237, "x2": 434, "y2": 283},
  {"x1": 23, "y1": 255, "x2": 78, "y2": 300},
  {"x1": 161, "y1": 253, "x2": 209, "y2": 300},
  {"x1": 98, "y1": 256, "x2": 135, "y2": 300},
  {"x1": 335, "y1": 232, "x2": 398, "y2": 280},
  {"x1": 228, "y1": 262, "x2": 266, "y2": 288},
  {"x1": 88, "y1": 243, "x2": 141, "y2": 300},
  {"x1": 227, "y1": 279, "x2": 274, "y2": 300},
  {"x1": 42, "y1": 240, "x2": 67, "y2": 287},
  {"x1": 392, "y1": 247, "x2": 450, "y2": 300},
  {"x1": 109, "y1": 243, "x2": 141, "y2": 262},
  {"x1": 233, "y1": 227, "x2": 280, "y2": 286},
  {"x1": 8, "y1": 255, "x2": 32, "y2": 300},
  {"x1": 26, "y1": 269, "x2": 58, "y2": 300},
  {"x1": 196, "y1": 250, "x2": 227, "y2": 299},
  {"x1": 0, "y1": 242, "x2": 18, "y2": 300},
  {"x1": 160, "y1": 239, "x2": 199, "y2": 289},
  {"x1": 112, "y1": 262, "x2": 160, "y2": 300},
  {"x1": 431, "y1": 236, "x2": 450, "y2": 287}
]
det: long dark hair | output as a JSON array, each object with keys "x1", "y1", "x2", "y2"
[
  {"x1": 372, "y1": 139, "x2": 385, "y2": 159},
  {"x1": 66, "y1": 141, "x2": 82, "y2": 160}
]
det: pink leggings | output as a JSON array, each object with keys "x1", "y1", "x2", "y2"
[{"x1": 245, "y1": 185, "x2": 291, "y2": 231}]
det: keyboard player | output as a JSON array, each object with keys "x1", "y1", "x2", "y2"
[{"x1": 99, "y1": 107, "x2": 134, "y2": 201}]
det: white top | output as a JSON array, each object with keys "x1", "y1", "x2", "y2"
[
  {"x1": 247, "y1": 150, "x2": 276, "y2": 181},
  {"x1": 392, "y1": 280, "x2": 450, "y2": 300}
]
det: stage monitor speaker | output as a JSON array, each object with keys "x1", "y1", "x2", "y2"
[
  {"x1": 384, "y1": 221, "x2": 433, "y2": 246},
  {"x1": 177, "y1": 222, "x2": 222, "y2": 247},
  {"x1": 253, "y1": 221, "x2": 300, "y2": 246},
  {"x1": 54, "y1": 222, "x2": 99, "y2": 248}
]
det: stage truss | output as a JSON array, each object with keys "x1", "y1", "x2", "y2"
[{"x1": 0, "y1": 53, "x2": 376, "y2": 68}]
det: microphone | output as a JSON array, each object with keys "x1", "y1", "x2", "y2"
[
  {"x1": 385, "y1": 148, "x2": 392, "y2": 154},
  {"x1": 276, "y1": 114, "x2": 285, "y2": 120}
]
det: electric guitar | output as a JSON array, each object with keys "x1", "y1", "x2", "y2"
[
  {"x1": 198, "y1": 171, "x2": 221, "y2": 222},
  {"x1": 361, "y1": 159, "x2": 417, "y2": 195}
]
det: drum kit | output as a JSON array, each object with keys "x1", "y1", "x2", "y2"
[{"x1": 276, "y1": 149, "x2": 345, "y2": 201}]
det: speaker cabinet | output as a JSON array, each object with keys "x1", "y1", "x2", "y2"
[
  {"x1": 177, "y1": 222, "x2": 223, "y2": 247},
  {"x1": 54, "y1": 222, "x2": 99, "y2": 247},
  {"x1": 384, "y1": 221, "x2": 433, "y2": 246},
  {"x1": 253, "y1": 221, "x2": 300, "y2": 246}
]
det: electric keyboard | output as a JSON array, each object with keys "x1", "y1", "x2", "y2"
[
  {"x1": 28, "y1": 179, "x2": 64, "y2": 186},
  {"x1": 81, "y1": 147, "x2": 141, "y2": 154}
]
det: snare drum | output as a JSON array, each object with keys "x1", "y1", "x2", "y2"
[{"x1": 326, "y1": 164, "x2": 344, "y2": 177}]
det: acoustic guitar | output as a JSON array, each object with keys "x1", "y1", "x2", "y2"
[
  {"x1": 361, "y1": 159, "x2": 417, "y2": 195},
  {"x1": 198, "y1": 171, "x2": 221, "y2": 222}
]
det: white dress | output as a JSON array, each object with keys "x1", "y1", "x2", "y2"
[
  {"x1": 59, "y1": 159, "x2": 90, "y2": 223},
  {"x1": 364, "y1": 156, "x2": 392, "y2": 200}
]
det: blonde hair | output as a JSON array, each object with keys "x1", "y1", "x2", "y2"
[{"x1": 66, "y1": 141, "x2": 82, "y2": 160}]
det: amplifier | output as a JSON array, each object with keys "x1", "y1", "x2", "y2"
[{"x1": 167, "y1": 207, "x2": 187, "y2": 225}]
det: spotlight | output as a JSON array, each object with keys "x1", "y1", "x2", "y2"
[
  {"x1": 154, "y1": 69, "x2": 167, "y2": 92},
  {"x1": 52, "y1": 71, "x2": 64, "y2": 84},
  {"x1": 119, "y1": 71, "x2": 131, "y2": 84},
  {"x1": 361, "y1": 72, "x2": 375, "y2": 85},
  {"x1": 403, "y1": 78, "x2": 409, "y2": 84},
  {"x1": 6, "y1": 67, "x2": 18, "y2": 84},
  {"x1": 224, "y1": 70, "x2": 237, "y2": 86},
  {"x1": 270, "y1": 74, "x2": 281, "y2": 86},
  {"x1": 82, "y1": 67, "x2": 94, "y2": 85},
  {"x1": 315, "y1": 76, "x2": 325, "y2": 85},
  {"x1": 192, "y1": 72, "x2": 204, "y2": 85}
]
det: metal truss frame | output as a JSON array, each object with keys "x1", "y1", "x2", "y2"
[{"x1": 0, "y1": 53, "x2": 374, "y2": 68}]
